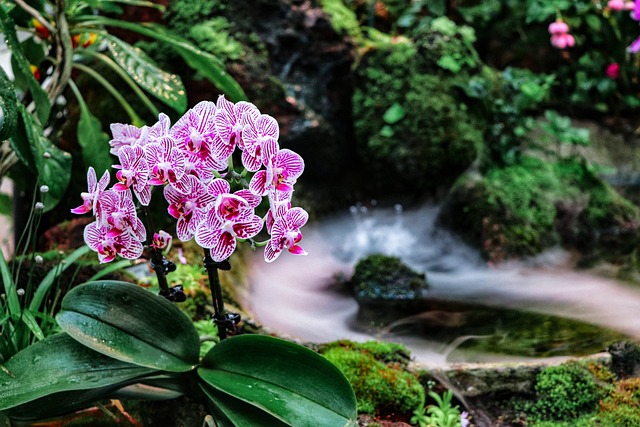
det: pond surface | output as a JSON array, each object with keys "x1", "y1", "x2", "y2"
[{"x1": 248, "y1": 202, "x2": 640, "y2": 366}]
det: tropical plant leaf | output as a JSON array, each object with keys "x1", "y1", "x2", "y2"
[
  {"x1": 0, "y1": 65, "x2": 17, "y2": 141},
  {"x1": 18, "y1": 105, "x2": 71, "y2": 212},
  {"x1": 68, "y1": 81, "x2": 113, "y2": 175},
  {"x1": 0, "y1": 333, "x2": 156, "y2": 413},
  {"x1": 200, "y1": 383, "x2": 290, "y2": 427},
  {"x1": 19, "y1": 310, "x2": 44, "y2": 341},
  {"x1": 104, "y1": 34, "x2": 187, "y2": 113},
  {"x1": 198, "y1": 334, "x2": 358, "y2": 427},
  {"x1": 75, "y1": 16, "x2": 247, "y2": 102},
  {"x1": 0, "y1": 5, "x2": 50, "y2": 124},
  {"x1": 56, "y1": 280, "x2": 200, "y2": 372}
]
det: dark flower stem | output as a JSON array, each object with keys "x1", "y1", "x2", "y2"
[
  {"x1": 203, "y1": 250, "x2": 239, "y2": 340},
  {"x1": 139, "y1": 204, "x2": 176, "y2": 296}
]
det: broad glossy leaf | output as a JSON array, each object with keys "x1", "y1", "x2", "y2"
[
  {"x1": 198, "y1": 335, "x2": 357, "y2": 427},
  {"x1": 200, "y1": 383, "x2": 290, "y2": 427},
  {"x1": 57, "y1": 281, "x2": 200, "y2": 372},
  {"x1": 75, "y1": 16, "x2": 247, "y2": 102},
  {"x1": 105, "y1": 34, "x2": 187, "y2": 113},
  {"x1": 69, "y1": 81, "x2": 113, "y2": 175},
  {"x1": 0, "y1": 6, "x2": 50, "y2": 124},
  {"x1": 0, "y1": 333, "x2": 156, "y2": 412},
  {"x1": 18, "y1": 105, "x2": 72, "y2": 212},
  {"x1": 0, "y1": 65, "x2": 17, "y2": 141}
]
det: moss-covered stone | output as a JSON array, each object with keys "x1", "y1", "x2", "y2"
[
  {"x1": 319, "y1": 340, "x2": 423, "y2": 417},
  {"x1": 352, "y1": 22, "x2": 481, "y2": 195},
  {"x1": 439, "y1": 156, "x2": 640, "y2": 263},
  {"x1": 351, "y1": 254, "x2": 428, "y2": 304}
]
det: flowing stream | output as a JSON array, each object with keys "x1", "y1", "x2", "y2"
[{"x1": 248, "y1": 202, "x2": 640, "y2": 366}]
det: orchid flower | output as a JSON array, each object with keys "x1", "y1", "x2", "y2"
[
  {"x1": 214, "y1": 95, "x2": 260, "y2": 157},
  {"x1": 164, "y1": 175, "x2": 215, "y2": 241},
  {"x1": 109, "y1": 122, "x2": 147, "y2": 156},
  {"x1": 70, "y1": 167, "x2": 110, "y2": 215},
  {"x1": 250, "y1": 149, "x2": 304, "y2": 196},
  {"x1": 241, "y1": 114, "x2": 280, "y2": 171},
  {"x1": 84, "y1": 221, "x2": 143, "y2": 263},
  {"x1": 96, "y1": 190, "x2": 146, "y2": 242},
  {"x1": 145, "y1": 135, "x2": 187, "y2": 189},
  {"x1": 264, "y1": 206, "x2": 308, "y2": 263},
  {"x1": 113, "y1": 145, "x2": 151, "y2": 205}
]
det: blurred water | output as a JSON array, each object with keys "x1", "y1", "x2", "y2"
[{"x1": 248, "y1": 202, "x2": 640, "y2": 366}]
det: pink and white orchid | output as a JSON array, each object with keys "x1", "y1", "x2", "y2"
[
  {"x1": 164, "y1": 175, "x2": 214, "y2": 241},
  {"x1": 96, "y1": 190, "x2": 146, "y2": 242},
  {"x1": 113, "y1": 145, "x2": 151, "y2": 205},
  {"x1": 70, "y1": 167, "x2": 110, "y2": 215},
  {"x1": 241, "y1": 114, "x2": 280, "y2": 171},
  {"x1": 264, "y1": 206, "x2": 308, "y2": 263},
  {"x1": 250, "y1": 149, "x2": 304, "y2": 196},
  {"x1": 84, "y1": 221, "x2": 143, "y2": 263}
]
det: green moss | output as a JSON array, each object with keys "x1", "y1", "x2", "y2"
[
  {"x1": 531, "y1": 363, "x2": 601, "y2": 421},
  {"x1": 351, "y1": 254, "x2": 428, "y2": 302},
  {"x1": 319, "y1": 0, "x2": 363, "y2": 40},
  {"x1": 319, "y1": 340, "x2": 424, "y2": 416},
  {"x1": 352, "y1": 35, "x2": 481, "y2": 192},
  {"x1": 189, "y1": 18, "x2": 244, "y2": 61}
]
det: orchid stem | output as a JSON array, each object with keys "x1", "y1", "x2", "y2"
[{"x1": 202, "y1": 250, "x2": 239, "y2": 340}]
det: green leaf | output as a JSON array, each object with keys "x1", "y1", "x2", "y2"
[
  {"x1": 19, "y1": 310, "x2": 45, "y2": 341},
  {"x1": 437, "y1": 55, "x2": 461, "y2": 73},
  {"x1": 76, "y1": 16, "x2": 247, "y2": 101},
  {"x1": 584, "y1": 14, "x2": 601, "y2": 32},
  {"x1": 29, "y1": 245, "x2": 91, "y2": 312},
  {"x1": 18, "y1": 105, "x2": 72, "y2": 211},
  {"x1": 0, "y1": 65, "x2": 17, "y2": 141},
  {"x1": 0, "y1": 6, "x2": 50, "y2": 124},
  {"x1": 0, "y1": 333, "x2": 156, "y2": 413},
  {"x1": 198, "y1": 334, "x2": 357, "y2": 427},
  {"x1": 382, "y1": 103, "x2": 405, "y2": 125},
  {"x1": 200, "y1": 383, "x2": 290, "y2": 427},
  {"x1": 68, "y1": 81, "x2": 113, "y2": 175},
  {"x1": 104, "y1": 34, "x2": 187, "y2": 112},
  {"x1": 56, "y1": 280, "x2": 200, "y2": 372}
]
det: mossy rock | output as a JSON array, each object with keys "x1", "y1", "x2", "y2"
[
  {"x1": 439, "y1": 156, "x2": 640, "y2": 263},
  {"x1": 351, "y1": 254, "x2": 428, "y2": 304},
  {"x1": 319, "y1": 340, "x2": 423, "y2": 417},
  {"x1": 352, "y1": 26, "x2": 481, "y2": 195}
]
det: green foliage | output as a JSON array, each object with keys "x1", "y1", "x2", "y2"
[
  {"x1": 540, "y1": 110, "x2": 590, "y2": 156},
  {"x1": 353, "y1": 35, "x2": 480, "y2": 192},
  {"x1": 190, "y1": 18, "x2": 244, "y2": 61},
  {"x1": 459, "y1": 67, "x2": 555, "y2": 167},
  {"x1": 320, "y1": 340, "x2": 424, "y2": 416},
  {"x1": 351, "y1": 254, "x2": 428, "y2": 302},
  {"x1": 320, "y1": 0, "x2": 363, "y2": 40},
  {"x1": 1, "y1": 281, "x2": 358, "y2": 426},
  {"x1": 531, "y1": 363, "x2": 601, "y2": 421}
]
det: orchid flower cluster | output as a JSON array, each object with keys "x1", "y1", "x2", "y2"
[{"x1": 72, "y1": 95, "x2": 308, "y2": 266}]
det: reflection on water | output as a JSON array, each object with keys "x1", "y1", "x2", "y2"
[{"x1": 248, "y1": 202, "x2": 640, "y2": 366}]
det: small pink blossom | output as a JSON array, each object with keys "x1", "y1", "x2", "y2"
[
  {"x1": 84, "y1": 221, "x2": 143, "y2": 263},
  {"x1": 608, "y1": 0, "x2": 626, "y2": 11},
  {"x1": 548, "y1": 20, "x2": 569, "y2": 35},
  {"x1": 152, "y1": 230, "x2": 172, "y2": 250},
  {"x1": 70, "y1": 167, "x2": 110, "y2": 215},
  {"x1": 264, "y1": 206, "x2": 308, "y2": 263},
  {"x1": 606, "y1": 62, "x2": 620, "y2": 79},
  {"x1": 625, "y1": 1, "x2": 636, "y2": 11},
  {"x1": 629, "y1": 36, "x2": 640, "y2": 53},
  {"x1": 551, "y1": 33, "x2": 575, "y2": 49},
  {"x1": 633, "y1": 0, "x2": 640, "y2": 19}
]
